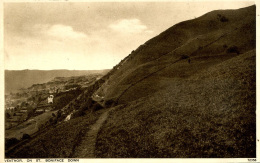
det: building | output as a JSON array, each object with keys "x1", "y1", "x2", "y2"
[
  {"x1": 48, "y1": 95, "x2": 54, "y2": 104},
  {"x1": 6, "y1": 107, "x2": 15, "y2": 112}
]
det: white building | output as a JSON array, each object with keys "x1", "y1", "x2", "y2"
[
  {"x1": 6, "y1": 107, "x2": 15, "y2": 111},
  {"x1": 48, "y1": 95, "x2": 54, "y2": 104}
]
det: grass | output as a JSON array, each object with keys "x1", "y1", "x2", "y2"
[
  {"x1": 95, "y1": 50, "x2": 255, "y2": 158},
  {"x1": 6, "y1": 109, "x2": 104, "y2": 158},
  {"x1": 5, "y1": 110, "x2": 57, "y2": 140},
  {"x1": 94, "y1": 5, "x2": 255, "y2": 105},
  {"x1": 95, "y1": 6, "x2": 255, "y2": 158},
  {"x1": 53, "y1": 89, "x2": 83, "y2": 110},
  {"x1": 5, "y1": 89, "x2": 83, "y2": 142},
  {"x1": 6, "y1": 6, "x2": 255, "y2": 158}
]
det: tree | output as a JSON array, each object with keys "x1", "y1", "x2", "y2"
[
  {"x1": 49, "y1": 118, "x2": 53, "y2": 124},
  {"x1": 180, "y1": 55, "x2": 189, "y2": 59},
  {"x1": 5, "y1": 138, "x2": 19, "y2": 149},
  {"x1": 27, "y1": 108, "x2": 34, "y2": 120},
  {"x1": 22, "y1": 133, "x2": 31, "y2": 140},
  {"x1": 227, "y1": 46, "x2": 240, "y2": 54},
  {"x1": 5, "y1": 112, "x2": 11, "y2": 119},
  {"x1": 217, "y1": 14, "x2": 229, "y2": 22},
  {"x1": 105, "y1": 99, "x2": 115, "y2": 108},
  {"x1": 92, "y1": 103, "x2": 103, "y2": 111}
]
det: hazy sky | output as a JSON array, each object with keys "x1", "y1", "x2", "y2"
[{"x1": 4, "y1": 1, "x2": 254, "y2": 70}]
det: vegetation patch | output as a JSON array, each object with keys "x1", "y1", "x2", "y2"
[
  {"x1": 53, "y1": 89, "x2": 83, "y2": 110},
  {"x1": 7, "y1": 110, "x2": 104, "y2": 158},
  {"x1": 226, "y1": 46, "x2": 240, "y2": 54},
  {"x1": 95, "y1": 51, "x2": 255, "y2": 158},
  {"x1": 217, "y1": 14, "x2": 229, "y2": 22}
]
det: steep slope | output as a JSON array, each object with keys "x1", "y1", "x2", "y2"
[
  {"x1": 96, "y1": 49, "x2": 255, "y2": 158},
  {"x1": 6, "y1": 5, "x2": 256, "y2": 158},
  {"x1": 93, "y1": 5, "x2": 255, "y2": 104},
  {"x1": 93, "y1": 5, "x2": 256, "y2": 158}
]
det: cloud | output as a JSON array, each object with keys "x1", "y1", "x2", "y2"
[
  {"x1": 5, "y1": 21, "x2": 155, "y2": 70},
  {"x1": 33, "y1": 24, "x2": 87, "y2": 40},
  {"x1": 109, "y1": 18, "x2": 153, "y2": 34}
]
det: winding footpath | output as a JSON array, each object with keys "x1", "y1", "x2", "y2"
[{"x1": 72, "y1": 107, "x2": 115, "y2": 158}]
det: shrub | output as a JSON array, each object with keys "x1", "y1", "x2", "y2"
[
  {"x1": 92, "y1": 103, "x2": 103, "y2": 111},
  {"x1": 79, "y1": 99, "x2": 90, "y2": 111},
  {"x1": 22, "y1": 133, "x2": 31, "y2": 140},
  {"x1": 53, "y1": 117, "x2": 58, "y2": 124},
  {"x1": 49, "y1": 118, "x2": 53, "y2": 123},
  {"x1": 227, "y1": 46, "x2": 240, "y2": 54},
  {"x1": 86, "y1": 98, "x2": 95, "y2": 109},
  {"x1": 220, "y1": 16, "x2": 229, "y2": 22},
  {"x1": 180, "y1": 55, "x2": 189, "y2": 59},
  {"x1": 71, "y1": 109, "x2": 86, "y2": 119},
  {"x1": 5, "y1": 138, "x2": 19, "y2": 149},
  {"x1": 56, "y1": 110, "x2": 62, "y2": 120},
  {"x1": 53, "y1": 91, "x2": 80, "y2": 110},
  {"x1": 5, "y1": 112, "x2": 11, "y2": 119},
  {"x1": 217, "y1": 14, "x2": 229, "y2": 22},
  {"x1": 105, "y1": 99, "x2": 116, "y2": 108}
]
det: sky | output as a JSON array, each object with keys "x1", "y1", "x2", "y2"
[{"x1": 4, "y1": 1, "x2": 255, "y2": 70}]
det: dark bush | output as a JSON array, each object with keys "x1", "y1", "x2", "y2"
[
  {"x1": 57, "y1": 114, "x2": 67, "y2": 122},
  {"x1": 5, "y1": 138, "x2": 19, "y2": 149},
  {"x1": 57, "y1": 110, "x2": 62, "y2": 119},
  {"x1": 5, "y1": 112, "x2": 11, "y2": 119},
  {"x1": 92, "y1": 103, "x2": 104, "y2": 111},
  {"x1": 180, "y1": 55, "x2": 189, "y2": 59},
  {"x1": 27, "y1": 108, "x2": 35, "y2": 120},
  {"x1": 227, "y1": 46, "x2": 240, "y2": 54},
  {"x1": 79, "y1": 99, "x2": 90, "y2": 111},
  {"x1": 86, "y1": 98, "x2": 95, "y2": 109},
  {"x1": 105, "y1": 99, "x2": 116, "y2": 108},
  {"x1": 71, "y1": 109, "x2": 86, "y2": 119},
  {"x1": 220, "y1": 16, "x2": 229, "y2": 22},
  {"x1": 53, "y1": 89, "x2": 82, "y2": 110},
  {"x1": 49, "y1": 117, "x2": 54, "y2": 124},
  {"x1": 22, "y1": 133, "x2": 31, "y2": 140},
  {"x1": 217, "y1": 14, "x2": 229, "y2": 22}
]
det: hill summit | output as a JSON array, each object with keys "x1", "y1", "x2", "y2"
[{"x1": 93, "y1": 5, "x2": 255, "y2": 105}]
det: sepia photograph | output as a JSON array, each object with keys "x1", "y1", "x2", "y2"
[{"x1": 2, "y1": 0, "x2": 257, "y2": 160}]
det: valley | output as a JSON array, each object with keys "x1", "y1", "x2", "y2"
[{"x1": 5, "y1": 70, "x2": 109, "y2": 152}]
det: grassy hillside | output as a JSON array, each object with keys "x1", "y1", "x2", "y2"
[
  {"x1": 93, "y1": 5, "x2": 255, "y2": 158},
  {"x1": 6, "y1": 5, "x2": 256, "y2": 158},
  {"x1": 95, "y1": 49, "x2": 255, "y2": 157},
  {"x1": 94, "y1": 5, "x2": 255, "y2": 104},
  {"x1": 7, "y1": 109, "x2": 104, "y2": 158}
]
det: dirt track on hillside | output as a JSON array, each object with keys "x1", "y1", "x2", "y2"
[{"x1": 72, "y1": 107, "x2": 114, "y2": 158}]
